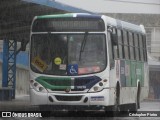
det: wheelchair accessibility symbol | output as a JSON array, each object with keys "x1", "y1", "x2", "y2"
[
  {"x1": 68, "y1": 64, "x2": 78, "y2": 75},
  {"x1": 70, "y1": 66, "x2": 77, "y2": 74}
]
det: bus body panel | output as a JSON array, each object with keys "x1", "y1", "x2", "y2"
[
  {"x1": 131, "y1": 61, "x2": 137, "y2": 87},
  {"x1": 30, "y1": 88, "x2": 48, "y2": 105}
]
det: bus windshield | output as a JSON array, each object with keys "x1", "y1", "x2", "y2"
[{"x1": 30, "y1": 34, "x2": 107, "y2": 75}]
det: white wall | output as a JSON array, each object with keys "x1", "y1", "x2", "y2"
[{"x1": 15, "y1": 65, "x2": 29, "y2": 95}]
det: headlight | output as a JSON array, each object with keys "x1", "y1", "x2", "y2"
[
  {"x1": 30, "y1": 80, "x2": 47, "y2": 93},
  {"x1": 88, "y1": 79, "x2": 108, "y2": 93}
]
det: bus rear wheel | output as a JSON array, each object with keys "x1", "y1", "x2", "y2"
[{"x1": 129, "y1": 83, "x2": 141, "y2": 112}]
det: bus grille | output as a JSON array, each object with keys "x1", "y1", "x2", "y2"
[
  {"x1": 51, "y1": 88, "x2": 85, "y2": 91},
  {"x1": 55, "y1": 95, "x2": 82, "y2": 101}
]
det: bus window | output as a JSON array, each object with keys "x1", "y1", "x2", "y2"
[
  {"x1": 112, "y1": 28, "x2": 118, "y2": 59},
  {"x1": 108, "y1": 32, "x2": 114, "y2": 68},
  {"x1": 123, "y1": 30, "x2": 129, "y2": 59},
  {"x1": 139, "y1": 34, "x2": 144, "y2": 61},
  {"x1": 129, "y1": 32, "x2": 134, "y2": 60},
  {"x1": 134, "y1": 33, "x2": 140, "y2": 61},
  {"x1": 142, "y1": 36, "x2": 147, "y2": 61},
  {"x1": 117, "y1": 30, "x2": 123, "y2": 59}
]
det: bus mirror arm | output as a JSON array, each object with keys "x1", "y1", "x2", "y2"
[{"x1": 21, "y1": 40, "x2": 29, "y2": 51}]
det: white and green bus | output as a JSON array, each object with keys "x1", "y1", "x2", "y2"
[{"x1": 29, "y1": 13, "x2": 149, "y2": 113}]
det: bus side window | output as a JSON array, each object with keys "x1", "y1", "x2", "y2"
[
  {"x1": 108, "y1": 32, "x2": 115, "y2": 68},
  {"x1": 143, "y1": 36, "x2": 147, "y2": 61},
  {"x1": 112, "y1": 28, "x2": 118, "y2": 59},
  {"x1": 123, "y1": 30, "x2": 129, "y2": 59},
  {"x1": 117, "y1": 29, "x2": 123, "y2": 59},
  {"x1": 134, "y1": 33, "x2": 140, "y2": 61},
  {"x1": 139, "y1": 34, "x2": 144, "y2": 61},
  {"x1": 129, "y1": 32, "x2": 135, "y2": 60}
]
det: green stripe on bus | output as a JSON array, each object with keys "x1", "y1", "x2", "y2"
[
  {"x1": 37, "y1": 14, "x2": 73, "y2": 19},
  {"x1": 36, "y1": 76, "x2": 71, "y2": 90}
]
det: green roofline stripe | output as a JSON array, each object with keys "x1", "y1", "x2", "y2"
[{"x1": 37, "y1": 13, "x2": 73, "y2": 19}]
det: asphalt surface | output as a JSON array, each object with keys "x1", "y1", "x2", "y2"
[
  {"x1": 0, "y1": 95, "x2": 160, "y2": 119},
  {"x1": 0, "y1": 95, "x2": 38, "y2": 111}
]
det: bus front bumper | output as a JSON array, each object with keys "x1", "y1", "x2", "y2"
[{"x1": 30, "y1": 88, "x2": 113, "y2": 109}]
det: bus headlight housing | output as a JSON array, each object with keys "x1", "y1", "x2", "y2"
[
  {"x1": 88, "y1": 85, "x2": 103, "y2": 92},
  {"x1": 30, "y1": 80, "x2": 47, "y2": 93},
  {"x1": 88, "y1": 79, "x2": 108, "y2": 93}
]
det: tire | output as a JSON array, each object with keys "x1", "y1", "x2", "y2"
[
  {"x1": 129, "y1": 83, "x2": 141, "y2": 113},
  {"x1": 111, "y1": 105, "x2": 120, "y2": 117},
  {"x1": 137, "y1": 84, "x2": 141, "y2": 109},
  {"x1": 108, "y1": 83, "x2": 121, "y2": 117},
  {"x1": 129, "y1": 103, "x2": 138, "y2": 113},
  {"x1": 105, "y1": 106, "x2": 112, "y2": 117},
  {"x1": 105, "y1": 96, "x2": 120, "y2": 117}
]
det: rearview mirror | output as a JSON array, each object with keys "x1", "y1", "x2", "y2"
[
  {"x1": 111, "y1": 33, "x2": 118, "y2": 46},
  {"x1": 21, "y1": 40, "x2": 29, "y2": 51}
]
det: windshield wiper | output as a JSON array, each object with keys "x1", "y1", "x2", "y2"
[{"x1": 79, "y1": 32, "x2": 88, "y2": 61}]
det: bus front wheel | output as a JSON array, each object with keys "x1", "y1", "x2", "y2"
[{"x1": 113, "y1": 83, "x2": 121, "y2": 116}]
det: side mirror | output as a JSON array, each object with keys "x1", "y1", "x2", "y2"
[
  {"x1": 111, "y1": 33, "x2": 118, "y2": 46},
  {"x1": 21, "y1": 40, "x2": 29, "y2": 51}
]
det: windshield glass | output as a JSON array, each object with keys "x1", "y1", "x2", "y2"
[{"x1": 30, "y1": 34, "x2": 107, "y2": 75}]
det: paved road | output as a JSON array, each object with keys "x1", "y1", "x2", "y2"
[{"x1": 0, "y1": 95, "x2": 160, "y2": 120}]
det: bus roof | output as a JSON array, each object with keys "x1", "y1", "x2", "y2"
[
  {"x1": 105, "y1": 16, "x2": 145, "y2": 34},
  {"x1": 35, "y1": 13, "x2": 145, "y2": 34}
]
